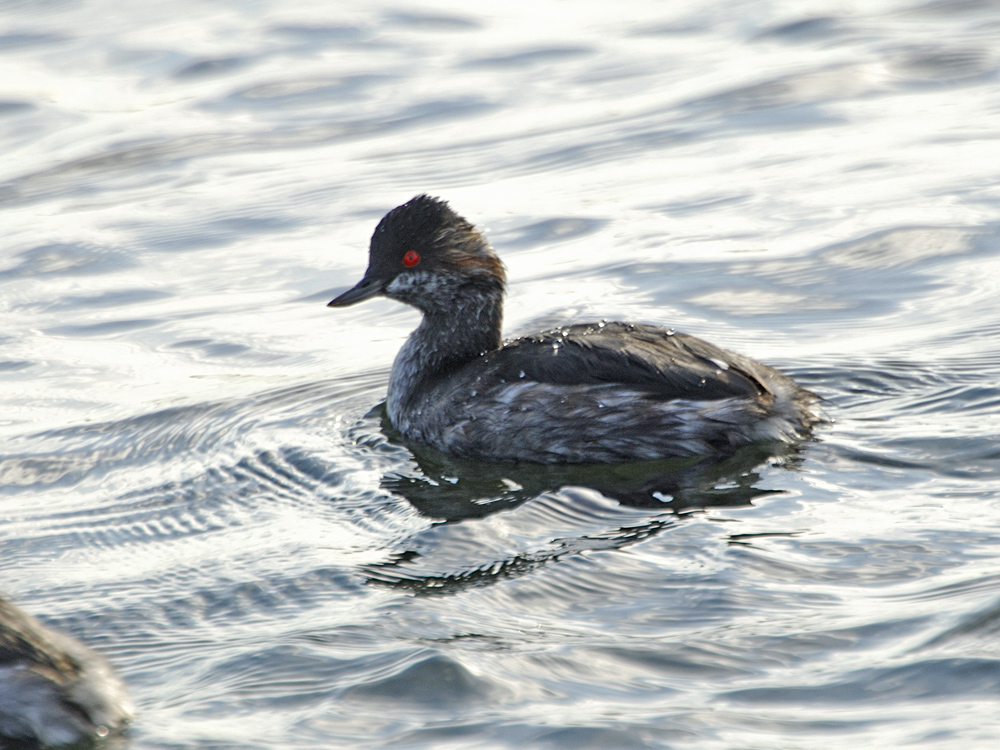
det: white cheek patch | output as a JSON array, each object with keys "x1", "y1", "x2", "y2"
[
  {"x1": 386, "y1": 271, "x2": 455, "y2": 297},
  {"x1": 386, "y1": 272, "x2": 422, "y2": 295}
]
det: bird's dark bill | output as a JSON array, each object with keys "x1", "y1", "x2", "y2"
[{"x1": 328, "y1": 276, "x2": 385, "y2": 307}]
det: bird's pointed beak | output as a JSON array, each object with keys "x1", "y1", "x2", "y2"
[{"x1": 327, "y1": 274, "x2": 386, "y2": 307}]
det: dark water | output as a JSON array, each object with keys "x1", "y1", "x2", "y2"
[{"x1": 3, "y1": 0, "x2": 1000, "y2": 747}]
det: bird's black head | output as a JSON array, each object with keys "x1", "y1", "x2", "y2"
[{"x1": 328, "y1": 195, "x2": 505, "y2": 313}]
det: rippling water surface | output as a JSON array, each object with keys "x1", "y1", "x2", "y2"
[{"x1": 3, "y1": 0, "x2": 1000, "y2": 747}]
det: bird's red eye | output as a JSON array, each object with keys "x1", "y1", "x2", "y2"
[{"x1": 402, "y1": 250, "x2": 420, "y2": 267}]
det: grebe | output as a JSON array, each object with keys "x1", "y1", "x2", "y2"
[
  {"x1": 329, "y1": 195, "x2": 819, "y2": 464},
  {"x1": 0, "y1": 594, "x2": 132, "y2": 747}
]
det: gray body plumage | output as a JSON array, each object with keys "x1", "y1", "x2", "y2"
[
  {"x1": 330, "y1": 195, "x2": 820, "y2": 464},
  {"x1": 388, "y1": 320, "x2": 818, "y2": 463}
]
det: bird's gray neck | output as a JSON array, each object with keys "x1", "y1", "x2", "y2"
[{"x1": 387, "y1": 286, "x2": 503, "y2": 426}]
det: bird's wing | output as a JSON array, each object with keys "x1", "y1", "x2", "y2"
[{"x1": 480, "y1": 322, "x2": 770, "y2": 402}]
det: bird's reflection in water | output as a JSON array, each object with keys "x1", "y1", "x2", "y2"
[{"x1": 361, "y1": 408, "x2": 809, "y2": 594}]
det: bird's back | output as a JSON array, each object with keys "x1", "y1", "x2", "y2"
[{"x1": 402, "y1": 322, "x2": 819, "y2": 463}]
